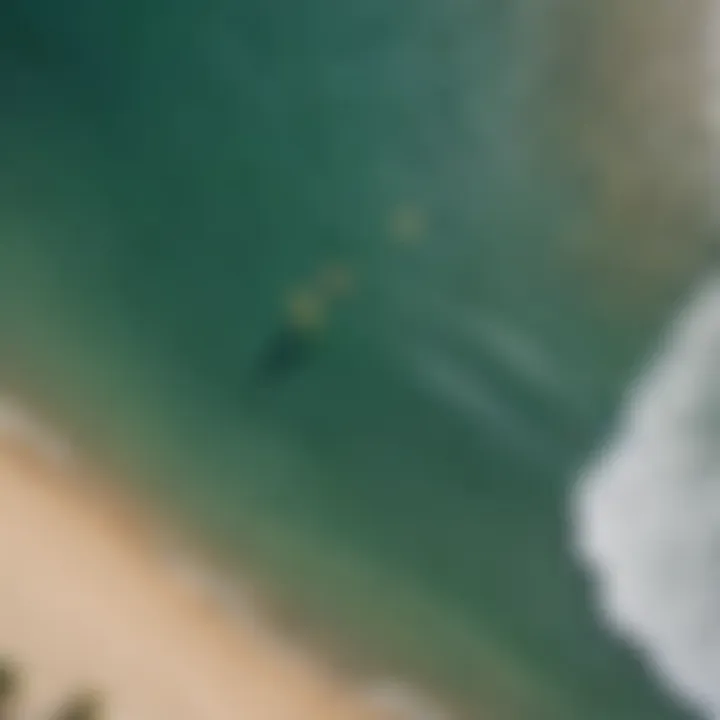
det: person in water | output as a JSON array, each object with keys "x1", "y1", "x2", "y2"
[{"x1": 250, "y1": 263, "x2": 354, "y2": 387}]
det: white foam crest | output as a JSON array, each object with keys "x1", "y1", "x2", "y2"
[{"x1": 571, "y1": 277, "x2": 720, "y2": 718}]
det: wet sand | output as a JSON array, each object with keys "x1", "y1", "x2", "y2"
[
  {"x1": 528, "y1": 0, "x2": 718, "y2": 328},
  {"x1": 0, "y1": 413, "x2": 440, "y2": 720}
]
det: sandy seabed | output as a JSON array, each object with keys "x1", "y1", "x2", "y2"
[{"x1": 0, "y1": 403, "x2": 445, "y2": 720}]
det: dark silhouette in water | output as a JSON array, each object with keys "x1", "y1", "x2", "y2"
[
  {"x1": 249, "y1": 263, "x2": 354, "y2": 389},
  {"x1": 250, "y1": 322, "x2": 319, "y2": 387},
  {"x1": 0, "y1": 660, "x2": 18, "y2": 720},
  {"x1": 50, "y1": 692, "x2": 103, "y2": 720}
]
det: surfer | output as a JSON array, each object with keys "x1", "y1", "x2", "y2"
[
  {"x1": 249, "y1": 263, "x2": 354, "y2": 388},
  {"x1": 249, "y1": 285, "x2": 326, "y2": 387}
]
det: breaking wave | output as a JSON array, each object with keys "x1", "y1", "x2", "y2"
[{"x1": 571, "y1": 277, "x2": 720, "y2": 718}]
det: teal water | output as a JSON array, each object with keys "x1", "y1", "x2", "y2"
[{"x1": 0, "y1": 1, "x2": 710, "y2": 718}]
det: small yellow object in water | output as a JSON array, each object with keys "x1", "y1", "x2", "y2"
[
  {"x1": 284, "y1": 286, "x2": 327, "y2": 332},
  {"x1": 317, "y1": 262, "x2": 355, "y2": 298},
  {"x1": 389, "y1": 204, "x2": 427, "y2": 244}
]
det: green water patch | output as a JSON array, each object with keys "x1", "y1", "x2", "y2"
[{"x1": 0, "y1": 227, "x2": 574, "y2": 718}]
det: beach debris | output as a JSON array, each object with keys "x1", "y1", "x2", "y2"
[
  {"x1": 0, "y1": 660, "x2": 19, "y2": 719},
  {"x1": 50, "y1": 691, "x2": 103, "y2": 720}
]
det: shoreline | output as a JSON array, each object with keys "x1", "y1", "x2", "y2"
[{"x1": 0, "y1": 398, "x2": 454, "y2": 720}]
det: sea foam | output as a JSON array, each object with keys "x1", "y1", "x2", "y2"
[{"x1": 571, "y1": 278, "x2": 720, "y2": 718}]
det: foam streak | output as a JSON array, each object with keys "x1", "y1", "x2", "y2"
[{"x1": 571, "y1": 278, "x2": 720, "y2": 718}]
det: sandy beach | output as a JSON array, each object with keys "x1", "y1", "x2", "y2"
[{"x1": 0, "y1": 409, "x2": 441, "y2": 720}]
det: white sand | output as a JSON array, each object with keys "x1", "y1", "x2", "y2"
[{"x1": 0, "y1": 430, "x2": 428, "y2": 720}]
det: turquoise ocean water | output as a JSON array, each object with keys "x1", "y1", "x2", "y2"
[{"x1": 0, "y1": 1, "x2": 714, "y2": 718}]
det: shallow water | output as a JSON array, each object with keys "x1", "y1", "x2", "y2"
[{"x1": 0, "y1": 0, "x2": 717, "y2": 717}]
